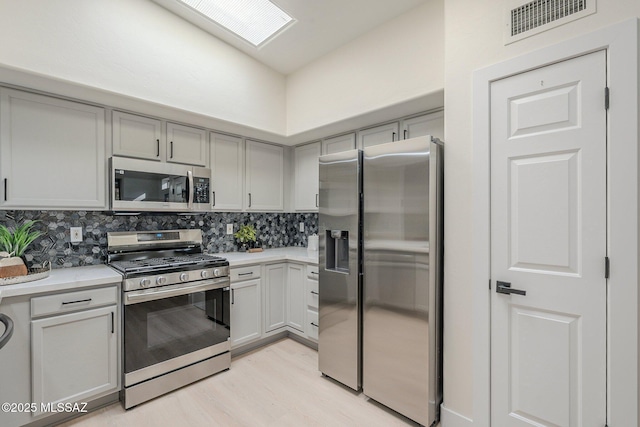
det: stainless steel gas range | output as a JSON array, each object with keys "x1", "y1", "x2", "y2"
[{"x1": 107, "y1": 229, "x2": 230, "y2": 409}]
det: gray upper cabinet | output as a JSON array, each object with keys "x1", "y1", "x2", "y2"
[
  {"x1": 210, "y1": 132, "x2": 244, "y2": 211},
  {"x1": 112, "y1": 111, "x2": 163, "y2": 161},
  {"x1": 358, "y1": 122, "x2": 400, "y2": 148},
  {"x1": 166, "y1": 122, "x2": 208, "y2": 167},
  {"x1": 294, "y1": 142, "x2": 320, "y2": 211},
  {"x1": 245, "y1": 140, "x2": 284, "y2": 211},
  {"x1": 322, "y1": 132, "x2": 356, "y2": 155},
  {"x1": 0, "y1": 88, "x2": 106, "y2": 210},
  {"x1": 401, "y1": 111, "x2": 444, "y2": 141}
]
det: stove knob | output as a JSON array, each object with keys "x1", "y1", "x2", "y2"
[
  {"x1": 156, "y1": 276, "x2": 167, "y2": 285},
  {"x1": 140, "y1": 278, "x2": 151, "y2": 288},
  {"x1": 201, "y1": 270, "x2": 210, "y2": 279},
  {"x1": 213, "y1": 268, "x2": 221, "y2": 277},
  {"x1": 180, "y1": 273, "x2": 189, "y2": 282}
]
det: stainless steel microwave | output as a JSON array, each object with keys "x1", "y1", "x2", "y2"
[{"x1": 110, "y1": 157, "x2": 211, "y2": 212}]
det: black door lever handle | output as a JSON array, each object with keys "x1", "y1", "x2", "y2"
[{"x1": 496, "y1": 281, "x2": 526, "y2": 296}]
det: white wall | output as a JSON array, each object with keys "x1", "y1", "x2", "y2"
[
  {"x1": 285, "y1": 1, "x2": 443, "y2": 136},
  {"x1": 0, "y1": 0, "x2": 286, "y2": 135},
  {"x1": 443, "y1": 0, "x2": 640, "y2": 422}
]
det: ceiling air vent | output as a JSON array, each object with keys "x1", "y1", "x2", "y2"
[{"x1": 505, "y1": 0, "x2": 596, "y2": 44}]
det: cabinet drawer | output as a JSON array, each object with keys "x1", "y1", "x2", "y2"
[
  {"x1": 31, "y1": 286, "x2": 118, "y2": 318},
  {"x1": 231, "y1": 265, "x2": 261, "y2": 282},
  {"x1": 306, "y1": 264, "x2": 319, "y2": 279},
  {"x1": 307, "y1": 278, "x2": 319, "y2": 309},
  {"x1": 307, "y1": 309, "x2": 318, "y2": 340}
]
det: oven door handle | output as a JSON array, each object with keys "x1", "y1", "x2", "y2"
[{"x1": 124, "y1": 277, "x2": 229, "y2": 305}]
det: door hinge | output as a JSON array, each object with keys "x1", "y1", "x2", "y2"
[
  {"x1": 605, "y1": 87, "x2": 610, "y2": 110},
  {"x1": 605, "y1": 257, "x2": 610, "y2": 279}
]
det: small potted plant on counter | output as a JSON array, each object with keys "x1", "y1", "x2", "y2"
[
  {"x1": 233, "y1": 224, "x2": 263, "y2": 253},
  {"x1": 0, "y1": 220, "x2": 43, "y2": 278}
]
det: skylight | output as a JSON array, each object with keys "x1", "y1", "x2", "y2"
[{"x1": 178, "y1": 0, "x2": 294, "y2": 47}]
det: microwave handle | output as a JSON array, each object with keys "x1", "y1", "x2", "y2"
[{"x1": 187, "y1": 170, "x2": 194, "y2": 210}]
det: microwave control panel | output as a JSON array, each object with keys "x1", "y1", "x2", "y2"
[{"x1": 193, "y1": 178, "x2": 210, "y2": 204}]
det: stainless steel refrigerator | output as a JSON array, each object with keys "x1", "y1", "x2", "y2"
[{"x1": 318, "y1": 136, "x2": 443, "y2": 426}]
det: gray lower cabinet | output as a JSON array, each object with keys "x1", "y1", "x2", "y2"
[
  {"x1": 30, "y1": 287, "x2": 119, "y2": 418},
  {"x1": 305, "y1": 265, "x2": 319, "y2": 341},
  {"x1": 264, "y1": 263, "x2": 287, "y2": 333},
  {"x1": 286, "y1": 263, "x2": 305, "y2": 332},
  {"x1": 230, "y1": 265, "x2": 262, "y2": 348},
  {"x1": 0, "y1": 296, "x2": 32, "y2": 427}
]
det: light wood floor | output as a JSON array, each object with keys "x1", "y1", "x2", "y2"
[{"x1": 59, "y1": 338, "x2": 417, "y2": 427}]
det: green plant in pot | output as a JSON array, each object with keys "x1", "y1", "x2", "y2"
[
  {"x1": 0, "y1": 220, "x2": 43, "y2": 278},
  {"x1": 233, "y1": 224, "x2": 257, "y2": 252}
]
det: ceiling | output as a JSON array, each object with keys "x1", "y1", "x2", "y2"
[{"x1": 152, "y1": 0, "x2": 430, "y2": 75}]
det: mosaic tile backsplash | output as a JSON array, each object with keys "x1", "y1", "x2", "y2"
[{"x1": 0, "y1": 211, "x2": 318, "y2": 269}]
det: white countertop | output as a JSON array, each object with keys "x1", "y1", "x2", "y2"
[
  {"x1": 211, "y1": 247, "x2": 319, "y2": 267},
  {"x1": 0, "y1": 264, "x2": 122, "y2": 303},
  {"x1": 0, "y1": 247, "x2": 318, "y2": 302}
]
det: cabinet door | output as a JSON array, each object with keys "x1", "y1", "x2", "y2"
[
  {"x1": 31, "y1": 305, "x2": 118, "y2": 415},
  {"x1": 294, "y1": 142, "x2": 320, "y2": 211},
  {"x1": 358, "y1": 122, "x2": 398, "y2": 149},
  {"x1": 322, "y1": 133, "x2": 356, "y2": 155},
  {"x1": 286, "y1": 263, "x2": 305, "y2": 332},
  {"x1": 306, "y1": 309, "x2": 319, "y2": 341},
  {"x1": 0, "y1": 297, "x2": 32, "y2": 427},
  {"x1": 210, "y1": 133, "x2": 244, "y2": 210},
  {"x1": 306, "y1": 276, "x2": 319, "y2": 310},
  {"x1": 0, "y1": 89, "x2": 106, "y2": 209},
  {"x1": 230, "y1": 278, "x2": 261, "y2": 348},
  {"x1": 245, "y1": 140, "x2": 284, "y2": 211},
  {"x1": 401, "y1": 111, "x2": 444, "y2": 141},
  {"x1": 166, "y1": 122, "x2": 208, "y2": 167},
  {"x1": 112, "y1": 111, "x2": 163, "y2": 161},
  {"x1": 358, "y1": 122, "x2": 400, "y2": 149},
  {"x1": 264, "y1": 263, "x2": 286, "y2": 332}
]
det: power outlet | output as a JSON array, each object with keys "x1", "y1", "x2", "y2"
[
  {"x1": 226, "y1": 224, "x2": 234, "y2": 235},
  {"x1": 299, "y1": 222, "x2": 305, "y2": 232},
  {"x1": 70, "y1": 227, "x2": 83, "y2": 243}
]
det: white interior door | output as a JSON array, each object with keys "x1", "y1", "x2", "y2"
[{"x1": 490, "y1": 50, "x2": 607, "y2": 426}]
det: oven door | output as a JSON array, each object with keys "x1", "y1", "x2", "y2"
[{"x1": 123, "y1": 277, "x2": 230, "y2": 387}]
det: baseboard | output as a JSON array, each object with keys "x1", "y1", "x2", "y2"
[{"x1": 440, "y1": 404, "x2": 473, "y2": 427}]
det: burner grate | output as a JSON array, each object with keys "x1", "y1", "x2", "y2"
[{"x1": 110, "y1": 254, "x2": 226, "y2": 274}]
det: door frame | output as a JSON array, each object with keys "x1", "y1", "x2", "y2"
[{"x1": 472, "y1": 19, "x2": 639, "y2": 427}]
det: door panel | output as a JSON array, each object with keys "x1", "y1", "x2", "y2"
[
  {"x1": 509, "y1": 151, "x2": 580, "y2": 275},
  {"x1": 490, "y1": 50, "x2": 606, "y2": 426}
]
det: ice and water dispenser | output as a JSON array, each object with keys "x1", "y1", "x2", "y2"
[{"x1": 325, "y1": 230, "x2": 350, "y2": 273}]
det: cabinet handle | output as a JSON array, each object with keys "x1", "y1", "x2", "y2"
[
  {"x1": 170, "y1": 141, "x2": 174, "y2": 158},
  {"x1": 248, "y1": 193, "x2": 252, "y2": 207},
  {"x1": 310, "y1": 291, "x2": 319, "y2": 295},
  {"x1": 3, "y1": 178, "x2": 6, "y2": 201},
  {"x1": 310, "y1": 322, "x2": 319, "y2": 328},
  {"x1": 316, "y1": 193, "x2": 319, "y2": 208},
  {"x1": 156, "y1": 139, "x2": 160, "y2": 157},
  {"x1": 212, "y1": 191, "x2": 216, "y2": 207},
  {"x1": 392, "y1": 132, "x2": 396, "y2": 142},
  {"x1": 231, "y1": 289, "x2": 235, "y2": 305},
  {"x1": 238, "y1": 272, "x2": 253, "y2": 277},
  {"x1": 61, "y1": 298, "x2": 92, "y2": 305},
  {"x1": 111, "y1": 311, "x2": 114, "y2": 334},
  {"x1": 404, "y1": 130, "x2": 407, "y2": 140},
  {"x1": 311, "y1": 272, "x2": 318, "y2": 275}
]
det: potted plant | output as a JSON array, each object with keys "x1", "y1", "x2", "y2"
[
  {"x1": 234, "y1": 224, "x2": 261, "y2": 252},
  {"x1": 0, "y1": 220, "x2": 43, "y2": 278}
]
